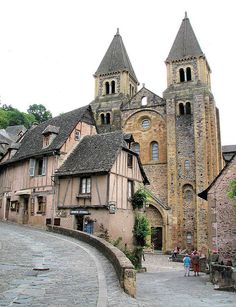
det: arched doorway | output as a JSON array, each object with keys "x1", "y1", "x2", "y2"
[{"x1": 146, "y1": 205, "x2": 164, "y2": 251}]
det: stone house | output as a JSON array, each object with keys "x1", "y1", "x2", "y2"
[
  {"x1": 198, "y1": 154, "x2": 236, "y2": 262},
  {"x1": 53, "y1": 130, "x2": 149, "y2": 246},
  {"x1": 91, "y1": 13, "x2": 222, "y2": 252},
  {"x1": 0, "y1": 106, "x2": 96, "y2": 226}
]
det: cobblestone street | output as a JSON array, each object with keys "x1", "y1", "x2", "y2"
[{"x1": 0, "y1": 222, "x2": 236, "y2": 306}]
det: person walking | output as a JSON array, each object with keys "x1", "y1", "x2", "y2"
[
  {"x1": 183, "y1": 253, "x2": 191, "y2": 277},
  {"x1": 192, "y1": 251, "x2": 200, "y2": 276}
]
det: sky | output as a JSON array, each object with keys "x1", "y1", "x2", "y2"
[{"x1": 0, "y1": 0, "x2": 235, "y2": 145}]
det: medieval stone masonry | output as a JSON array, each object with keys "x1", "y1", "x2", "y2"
[{"x1": 91, "y1": 13, "x2": 222, "y2": 253}]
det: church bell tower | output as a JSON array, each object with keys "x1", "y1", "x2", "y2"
[
  {"x1": 91, "y1": 29, "x2": 139, "y2": 133},
  {"x1": 163, "y1": 13, "x2": 222, "y2": 251}
]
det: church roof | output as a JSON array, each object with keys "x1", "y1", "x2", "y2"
[
  {"x1": 166, "y1": 13, "x2": 204, "y2": 62},
  {"x1": 95, "y1": 29, "x2": 138, "y2": 83}
]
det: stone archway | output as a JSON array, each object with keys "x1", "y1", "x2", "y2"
[{"x1": 146, "y1": 204, "x2": 164, "y2": 251}]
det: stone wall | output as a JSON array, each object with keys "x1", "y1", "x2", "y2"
[
  {"x1": 208, "y1": 155, "x2": 236, "y2": 261},
  {"x1": 47, "y1": 225, "x2": 136, "y2": 297},
  {"x1": 211, "y1": 264, "x2": 236, "y2": 291}
]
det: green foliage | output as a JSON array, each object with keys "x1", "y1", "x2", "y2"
[
  {"x1": 0, "y1": 105, "x2": 36, "y2": 129},
  {"x1": 27, "y1": 104, "x2": 52, "y2": 123},
  {"x1": 133, "y1": 214, "x2": 150, "y2": 247},
  {"x1": 123, "y1": 246, "x2": 143, "y2": 269},
  {"x1": 227, "y1": 178, "x2": 236, "y2": 199},
  {"x1": 110, "y1": 236, "x2": 123, "y2": 248},
  {"x1": 0, "y1": 103, "x2": 52, "y2": 129},
  {"x1": 132, "y1": 187, "x2": 148, "y2": 209}
]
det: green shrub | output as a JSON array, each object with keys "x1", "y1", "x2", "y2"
[
  {"x1": 133, "y1": 214, "x2": 150, "y2": 247},
  {"x1": 132, "y1": 188, "x2": 148, "y2": 209}
]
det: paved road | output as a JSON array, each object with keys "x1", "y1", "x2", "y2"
[{"x1": 0, "y1": 222, "x2": 236, "y2": 306}]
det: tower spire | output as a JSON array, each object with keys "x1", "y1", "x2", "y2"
[{"x1": 166, "y1": 13, "x2": 203, "y2": 61}]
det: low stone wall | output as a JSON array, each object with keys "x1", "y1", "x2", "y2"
[
  {"x1": 47, "y1": 225, "x2": 136, "y2": 297},
  {"x1": 210, "y1": 264, "x2": 236, "y2": 291}
]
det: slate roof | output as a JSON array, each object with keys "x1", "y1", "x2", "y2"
[
  {"x1": 198, "y1": 153, "x2": 236, "y2": 201},
  {"x1": 0, "y1": 105, "x2": 95, "y2": 165},
  {"x1": 6, "y1": 125, "x2": 27, "y2": 141},
  {"x1": 55, "y1": 130, "x2": 149, "y2": 184},
  {"x1": 222, "y1": 145, "x2": 236, "y2": 162},
  {"x1": 166, "y1": 13, "x2": 204, "y2": 62},
  {"x1": 42, "y1": 125, "x2": 60, "y2": 135},
  {"x1": 94, "y1": 29, "x2": 138, "y2": 83}
]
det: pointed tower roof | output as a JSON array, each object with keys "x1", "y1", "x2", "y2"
[
  {"x1": 95, "y1": 29, "x2": 138, "y2": 82},
  {"x1": 166, "y1": 12, "x2": 204, "y2": 62}
]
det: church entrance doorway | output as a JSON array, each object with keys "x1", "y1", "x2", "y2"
[
  {"x1": 151, "y1": 227, "x2": 162, "y2": 250},
  {"x1": 146, "y1": 204, "x2": 164, "y2": 251}
]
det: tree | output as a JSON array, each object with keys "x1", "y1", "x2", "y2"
[
  {"x1": 27, "y1": 104, "x2": 52, "y2": 123},
  {"x1": 0, "y1": 105, "x2": 36, "y2": 129}
]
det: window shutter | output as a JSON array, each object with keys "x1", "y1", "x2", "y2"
[
  {"x1": 42, "y1": 157, "x2": 47, "y2": 176},
  {"x1": 29, "y1": 159, "x2": 36, "y2": 177}
]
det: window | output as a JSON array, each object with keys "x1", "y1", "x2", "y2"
[
  {"x1": 128, "y1": 180, "x2": 134, "y2": 199},
  {"x1": 29, "y1": 157, "x2": 47, "y2": 177},
  {"x1": 186, "y1": 67, "x2": 192, "y2": 81},
  {"x1": 106, "y1": 113, "x2": 110, "y2": 125},
  {"x1": 80, "y1": 177, "x2": 91, "y2": 194},
  {"x1": 185, "y1": 160, "x2": 190, "y2": 171},
  {"x1": 141, "y1": 119, "x2": 150, "y2": 129},
  {"x1": 179, "y1": 103, "x2": 185, "y2": 115},
  {"x1": 186, "y1": 102, "x2": 191, "y2": 115},
  {"x1": 105, "y1": 82, "x2": 110, "y2": 94},
  {"x1": 75, "y1": 129, "x2": 81, "y2": 141},
  {"x1": 131, "y1": 142, "x2": 140, "y2": 155},
  {"x1": 127, "y1": 153, "x2": 133, "y2": 168},
  {"x1": 151, "y1": 142, "x2": 159, "y2": 160},
  {"x1": 37, "y1": 196, "x2": 46, "y2": 214},
  {"x1": 111, "y1": 80, "x2": 115, "y2": 94},
  {"x1": 44, "y1": 135, "x2": 50, "y2": 147},
  {"x1": 141, "y1": 96, "x2": 147, "y2": 106},
  {"x1": 101, "y1": 114, "x2": 105, "y2": 124},
  {"x1": 179, "y1": 68, "x2": 185, "y2": 82}
]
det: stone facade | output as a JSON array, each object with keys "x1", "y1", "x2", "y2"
[
  {"x1": 91, "y1": 15, "x2": 222, "y2": 253},
  {"x1": 202, "y1": 155, "x2": 236, "y2": 262}
]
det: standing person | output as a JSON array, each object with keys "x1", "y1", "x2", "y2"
[
  {"x1": 192, "y1": 251, "x2": 200, "y2": 276},
  {"x1": 183, "y1": 253, "x2": 191, "y2": 277}
]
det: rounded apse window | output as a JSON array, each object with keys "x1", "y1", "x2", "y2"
[{"x1": 141, "y1": 119, "x2": 150, "y2": 129}]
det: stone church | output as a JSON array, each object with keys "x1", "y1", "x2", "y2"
[{"x1": 91, "y1": 13, "x2": 222, "y2": 253}]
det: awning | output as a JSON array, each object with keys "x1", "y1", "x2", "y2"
[{"x1": 15, "y1": 189, "x2": 31, "y2": 196}]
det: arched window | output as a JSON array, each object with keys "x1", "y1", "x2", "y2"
[
  {"x1": 185, "y1": 160, "x2": 190, "y2": 171},
  {"x1": 141, "y1": 119, "x2": 150, "y2": 129},
  {"x1": 106, "y1": 113, "x2": 110, "y2": 124},
  {"x1": 186, "y1": 102, "x2": 191, "y2": 114},
  {"x1": 111, "y1": 81, "x2": 116, "y2": 94},
  {"x1": 131, "y1": 142, "x2": 140, "y2": 155},
  {"x1": 186, "y1": 67, "x2": 192, "y2": 81},
  {"x1": 179, "y1": 103, "x2": 185, "y2": 115},
  {"x1": 141, "y1": 96, "x2": 147, "y2": 106},
  {"x1": 105, "y1": 82, "x2": 110, "y2": 95},
  {"x1": 179, "y1": 68, "x2": 185, "y2": 82},
  {"x1": 101, "y1": 114, "x2": 105, "y2": 124},
  {"x1": 151, "y1": 142, "x2": 159, "y2": 161}
]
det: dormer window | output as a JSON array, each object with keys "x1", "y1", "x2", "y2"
[{"x1": 42, "y1": 125, "x2": 59, "y2": 148}]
